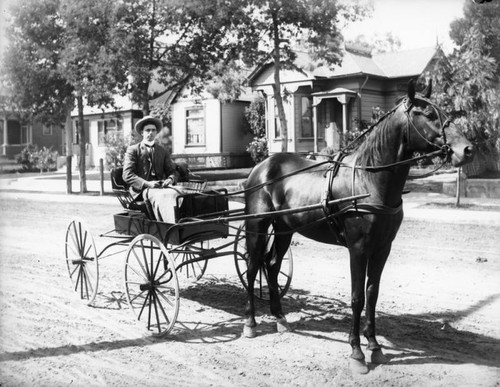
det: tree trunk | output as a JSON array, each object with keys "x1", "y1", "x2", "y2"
[
  {"x1": 271, "y1": 14, "x2": 288, "y2": 153},
  {"x1": 65, "y1": 106, "x2": 73, "y2": 158},
  {"x1": 77, "y1": 95, "x2": 87, "y2": 193}
]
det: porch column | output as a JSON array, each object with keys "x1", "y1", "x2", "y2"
[
  {"x1": 2, "y1": 118, "x2": 7, "y2": 156},
  {"x1": 312, "y1": 101, "x2": 319, "y2": 153},
  {"x1": 342, "y1": 103, "x2": 348, "y2": 135}
]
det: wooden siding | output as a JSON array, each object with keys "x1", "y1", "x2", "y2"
[{"x1": 221, "y1": 102, "x2": 253, "y2": 153}]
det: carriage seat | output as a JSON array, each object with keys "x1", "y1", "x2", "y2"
[{"x1": 110, "y1": 167, "x2": 156, "y2": 220}]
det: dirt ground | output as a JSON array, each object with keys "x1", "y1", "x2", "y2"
[{"x1": 0, "y1": 192, "x2": 499, "y2": 387}]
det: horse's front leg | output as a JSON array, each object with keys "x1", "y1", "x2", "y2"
[
  {"x1": 363, "y1": 244, "x2": 391, "y2": 364},
  {"x1": 266, "y1": 230, "x2": 293, "y2": 333},
  {"x1": 348, "y1": 246, "x2": 369, "y2": 374}
]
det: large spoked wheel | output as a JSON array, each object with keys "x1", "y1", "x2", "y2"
[
  {"x1": 124, "y1": 234, "x2": 180, "y2": 337},
  {"x1": 169, "y1": 242, "x2": 208, "y2": 281},
  {"x1": 234, "y1": 223, "x2": 293, "y2": 301},
  {"x1": 65, "y1": 219, "x2": 99, "y2": 305}
]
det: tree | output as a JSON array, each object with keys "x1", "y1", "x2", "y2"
[
  {"x1": 2, "y1": 0, "x2": 122, "y2": 192},
  {"x1": 110, "y1": 0, "x2": 251, "y2": 115},
  {"x1": 348, "y1": 32, "x2": 401, "y2": 54},
  {"x1": 430, "y1": 0, "x2": 500, "y2": 172},
  {"x1": 235, "y1": 0, "x2": 371, "y2": 152}
]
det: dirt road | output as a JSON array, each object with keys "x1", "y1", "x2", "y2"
[{"x1": 0, "y1": 192, "x2": 499, "y2": 386}]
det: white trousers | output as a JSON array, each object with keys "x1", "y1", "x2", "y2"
[{"x1": 144, "y1": 187, "x2": 186, "y2": 223}]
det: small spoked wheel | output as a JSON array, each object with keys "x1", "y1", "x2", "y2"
[
  {"x1": 234, "y1": 223, "x2": 293, "y2": 301},
  {"x1": 64, "y1": 219, "x2": 99, "y2": 305},
  {"x1": 169, "y1": 242, "x2": 208, "y2": 281},
  {"x1": 124, "y1": 234, "x2": 180, "y2": 337}
]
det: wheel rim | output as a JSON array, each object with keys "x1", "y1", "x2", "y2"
[
  {"x1": 170, "y1": 242, "x2": 208, "y2": 281},
  {"x1": 65, "y1": 219, "x2": 99, "y2": 305},
  {"x1": 234, "y1": 223, "x2": 293, "y2": 300},
  {"x1": 124, "y1": 235, "x2": 180, "y2": 337}
]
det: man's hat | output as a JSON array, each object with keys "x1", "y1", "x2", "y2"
[{"x1": 135, "y1": 115, "x2": 163, "y2": 134}]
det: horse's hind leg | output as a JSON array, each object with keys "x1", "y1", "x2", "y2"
[
  {"x1": 265, "y1": 223, "x2": 293, "y2": 332},
  {"x1": 363, "y1": 245, "x2": 391, "y2": 364},
  {"x1": 243, "y1": 218, "x2": 270, "y2": 338}
]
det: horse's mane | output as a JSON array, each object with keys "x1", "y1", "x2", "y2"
[{"x1": 353, "y1": 104, "x2": 403, "y2": 168}]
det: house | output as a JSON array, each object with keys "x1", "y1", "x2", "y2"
[
  {"x1": 164, "y1": 87, "x2": 254, "y2": 170},
  {"x1": 0, "y1": 112, "x2": 64, "y2": 159},
  {"x1": 247, "y1": 44, "x2": 444, "y2": 154},
  {"x1": 69, "y1": 86, "x2": 255, "y2": 170}
]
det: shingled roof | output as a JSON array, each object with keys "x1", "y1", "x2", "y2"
[{"x1": 250, "y1": 45, "x2": 441, "y2": 83}]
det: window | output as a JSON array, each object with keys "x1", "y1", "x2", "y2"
[
  {"x1": 300, "y1": 97, "x2": 313, "y2": 137},
  {"x1": 0, "y1": 120, "x2": 3, "y2": 145},
  {"x1": 6, "y1": 120, "x2": 29, "y2": 144},
  {"x1": 21, "y1": 125, "x2": 29, "y2": 143},
  {"x1": 42, "y1": 125, "x2": 53, "y2": 136},
  {"x1": 98, "y1": 118, "x2": 123, "y2": 146},
  {"x1": 186, "y1": 107, "x2": 205, "y2": 145}
]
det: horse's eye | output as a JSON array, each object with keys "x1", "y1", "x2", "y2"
[{"x1": 423, "y1": 106, "x2": 435, "y2": 118}]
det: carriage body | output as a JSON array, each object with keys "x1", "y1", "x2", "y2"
[{"x1": 113, "y1": 189, "x2": 230, "y2": 245}]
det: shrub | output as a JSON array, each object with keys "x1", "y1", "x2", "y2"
[
  {"x1": 246, "y1": 137, "x2": 268, "y2": 164},
  {"x1": 16, "y1": 144, "x2": 39, "y2": 171},
  {"x1": 244, "y1": 97, "x2": 268, "y2": 163},
  {"x1": 16, "y1": 144, "x2": 58, "y2": 172},
  {"x1": 104, "y1": 132, "x2": 134, "y2": 169},
  {"x1": 37, "y1": 146, "x2": 58, "y2": 172}
]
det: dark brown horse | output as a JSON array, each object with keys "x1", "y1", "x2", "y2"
[{"x1": 242, "y1": 81, "x2": 474, "y2": 373}]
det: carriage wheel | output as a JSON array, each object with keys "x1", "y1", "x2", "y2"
[
  {"x1": 64, "y1": 219, "x2": 99, "y2": 305},
  {"x1": 234, "y1": 223, "x2": 293, "y2": 300},
  {"x1": 169, "y1": 242, "x2": 208, "y2": 281},
  {"x1": 124, "y1": 234, "x2": 180, "y2": 337}
]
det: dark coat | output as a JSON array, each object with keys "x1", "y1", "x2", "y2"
[{"x1": 123, "y1": 142, "x2": 178, "y2": 199}]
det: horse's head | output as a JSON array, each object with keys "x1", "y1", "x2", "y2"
[{"x1": 403, "y1": 80, "x2": 475, "y2": 167}]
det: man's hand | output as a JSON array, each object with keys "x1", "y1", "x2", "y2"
[
  {"x1": 162, "y1": 177, "x2": 174, "y2": 188},
  {"x1": 146, "y1": 180, "x2": 162, "y2": 189}
]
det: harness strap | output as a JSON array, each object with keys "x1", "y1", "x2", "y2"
[
  {"x1": 351, "y1": 154, "x2": 359, "y2": 212},
  {"x1": 320, "y1": 152, "x2": 348, "y2": 246}
]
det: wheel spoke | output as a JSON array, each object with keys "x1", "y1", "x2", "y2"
[
  {"x1": 125, "y1": 235, "x2": 179, "y2": 337},
  {"x1": 131, "y1": 246, "x2": 149, "y2": 279}
]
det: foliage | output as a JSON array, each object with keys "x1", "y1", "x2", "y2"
[
  {"x1": 246, "y1": 137, "x2": 269, "y2": 164},
  {"x1": 1, "y1": 0, "x2": 73, "y2": 125},
  {"x1": 16, "y1": 144, "x2": 58, "y2": 172},
  {"x1": 104, "y1": 131, "x2": 134, "y2": 169},
  {"x1": 232, "y1": 0, "x2": 371, "y2": 152},
  {"x1": 345, "y1": 106, "x2": 385, "y2": 149},
  {"x1": 347, "y1": 32, "x2": 401, "y2": 54},
  {"x1": 429, "y1": 1, "x2": 500, "y2": 162},
  {"x1": 2, "y1": 0, "x2": 127, "y2": 192},
  {"x1": 110, "y1": 0, "x2": 252, "y2": 113},
  {"x1": 244, "y1": 97, "x2": 268, "y2": 163},
  {"x1": 244, "y1": 97, "x2": 266, "y2": 138}
]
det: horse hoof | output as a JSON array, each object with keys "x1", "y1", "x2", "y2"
[
  {"x1": 367, "y1": 348, "x2": 388, "y2": 364},
  {"x1": 243, "y1": 325, "x2": 257, "y2": 338},
  {"x1": 276, "y1": 317, "x2": 291, "y2": 333},
  {"x1": 349, "y1": 358, "x2": 369, "y2": 374}
]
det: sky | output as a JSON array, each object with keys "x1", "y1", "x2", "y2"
[
  {"x1": 342, "y1": 0, "x2": 466, "y2": 53},
  {"x1": 0, "y1": 0, "x2": 466, "y2": 57}
]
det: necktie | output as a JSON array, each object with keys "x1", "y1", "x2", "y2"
[{"x1": 146, "y1": 145, "x2": 156, "y2": 177}]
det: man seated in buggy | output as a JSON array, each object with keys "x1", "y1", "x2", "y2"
[{"x1": 123, "y1": 115, "x2": 188, "y2": 223}]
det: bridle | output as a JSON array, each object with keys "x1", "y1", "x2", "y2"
[{"x1": 403, "y1": 96, "x2": 453, "y2": 163}]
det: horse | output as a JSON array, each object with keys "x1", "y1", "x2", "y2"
[{"x1": 242, "y1": 80, "x2": 474, "y2": 374}]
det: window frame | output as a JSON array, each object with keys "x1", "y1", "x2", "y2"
[{"x1": 185, "y1": 106, "x2": 205, "y2": 146}]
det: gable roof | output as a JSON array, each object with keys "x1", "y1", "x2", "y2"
[{"x1": 249, "y1": 45, "x2": 441, "y2": 85}]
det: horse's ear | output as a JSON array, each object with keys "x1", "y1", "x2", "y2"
[
  {"x1": 422, "y1": 79, "x2": 432, "y2": 99},
  {"x1": 408, "y1": 79, "x2": 416, "y2": 102}
]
